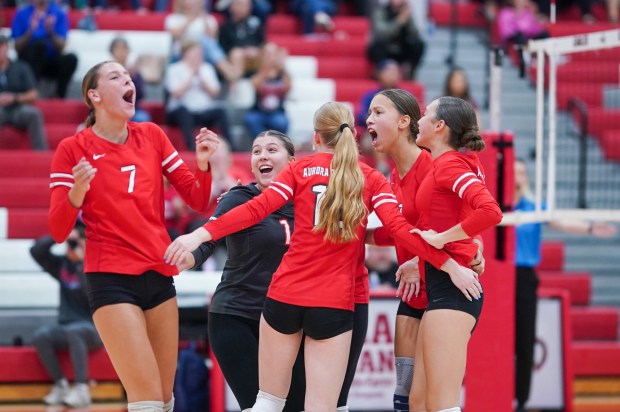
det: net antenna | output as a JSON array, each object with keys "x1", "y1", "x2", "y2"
[{"x1": 501, "y1": 29, "x2": 620, "y2": 225}]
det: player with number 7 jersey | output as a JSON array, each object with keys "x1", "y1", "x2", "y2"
[{"x1": 49, "y1": 122, "x2": 213, "y2": 276}]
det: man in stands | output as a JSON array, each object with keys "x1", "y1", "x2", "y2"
[
  {"x1": 11, "y1": 0, "x2": 77, "y2": 98},
  {"x1": 0, "y1": 35, "x2": 47, "y2": 150},
  {"x1": 30, "y1": 221, "x2": 102, "y2": 407}
]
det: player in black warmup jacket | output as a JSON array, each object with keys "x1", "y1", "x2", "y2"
[{"x1": 179, "y1": 130, "x2": 304, "y2": 411}]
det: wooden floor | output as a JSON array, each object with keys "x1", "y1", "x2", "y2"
[{"x1": 0, "y1": 403, "x2": 126, "y2": 412}]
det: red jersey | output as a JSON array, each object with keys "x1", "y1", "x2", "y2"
[
  {"x1": 415, "y1": 151, "x2": 502, "y2": 267},
  {"x1": 373, "y1": 149, "x2": 433, "y2": 309},
  {"x1": 49, "y1": 122, "x2": 212, "y2": 276},
  {"x1": 204, "y1": 152, "x2": 450, "y2": 310}
]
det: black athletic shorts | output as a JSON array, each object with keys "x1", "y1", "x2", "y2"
[
  {"x1": 262, "y1": 297, "x2": 354, "y2": 340},
  {"x1": 424, "y1": 263, "x2": 483, "y2": 330},
  {"x1": 396, "y1": 300, "x2": 426, "y2": 319},
  {"x1": 86, "y1": 270, "x2": 176, "y2": 314}
]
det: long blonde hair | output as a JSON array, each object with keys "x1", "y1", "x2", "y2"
[{"x1": 313, "y1": 102, "x2": 367, "y2": 243}]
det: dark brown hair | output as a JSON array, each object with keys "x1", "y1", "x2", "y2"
[
  {"x1": 377, "y1": 89, "x2": 421, "y2": 143},
  {"x1": 435, "y1": 96, "x2": 485, "y2": 151},
  {"x1": 255, "y1": 130, "x2": 295, "y2": 157}
]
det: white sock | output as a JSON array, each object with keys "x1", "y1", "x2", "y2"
[
  {"x1": 163, "y1": 395, "x2": 175, "y2": 412},
  {"x1": 251, "y1": 390, "x2": 286, "y2": 412},
  {"x1": 127, "y1": 400, "x2": 164, "y2": 412},
  {"x1": 336, "y1": 406, "x2": 349, "y2": 411},
  {"x1": 242, "y1": 409, "x2": 252, "y2": 412},
  {"x1": 437, "y1": 408, "x2": 461, "y2": 412}
]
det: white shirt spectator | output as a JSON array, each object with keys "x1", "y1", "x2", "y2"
[{"x1": 165, "y1": 61, "x2": 221, "y2": 113}]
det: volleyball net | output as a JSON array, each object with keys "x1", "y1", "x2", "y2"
[{"x1": 501, "y1": 28, "x2": 620, "y2": 225}]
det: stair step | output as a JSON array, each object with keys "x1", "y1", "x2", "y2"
[
  {"x1": 573, "y1": 342, "x2": 620, "y2": 376},
  {"x1": 539, "y1": 272, "x2": 591, "y2": 306},
  {"x1": 575, "y1": 377, "x2": 620, "y2": 396},
  {"x1": 538, "y1": 242, "x2": 565, "y2": 271},
  {"x1": 571, "y1": 307, "x2": 619, "y2": 341},
  {"x1": 574, "y1": 395, "x2": 620, "y2": 412}
]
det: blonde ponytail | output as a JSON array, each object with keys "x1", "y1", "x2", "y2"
[{"x1": 313, "y1": 102, "x2": 367, "y2": 243}]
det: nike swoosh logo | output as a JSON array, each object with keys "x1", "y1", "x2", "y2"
[{"x1": 93, "y1": 154, "x2": 106, "y2": 160}]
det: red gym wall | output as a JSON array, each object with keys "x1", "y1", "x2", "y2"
[{"x1": 465, "y1": 132, "x2": 515, "y2": 411}]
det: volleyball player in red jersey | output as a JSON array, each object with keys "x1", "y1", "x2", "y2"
[
  {"x1": 364, "y1": 89, "x2": 485, "y2": 412},
  {"x1": 48, "y1": 61, "x2": 219, "y2": 412},
  {"x1": 409, "y1": 96, "x2": 502, "y2": 412},
  {"x1": 166, "y1": 101, "x2": 479, "y2": 411}
]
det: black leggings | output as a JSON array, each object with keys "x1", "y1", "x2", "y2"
[
  {"x1": 515, "y1": 266, "x2": 539, "y2": 408},
  {"x1": 338, "y1": 303, "x2": 369, "y2": 407},
  {"x1": 208, "y1": 312, "x2": 305, "y2": 411}
]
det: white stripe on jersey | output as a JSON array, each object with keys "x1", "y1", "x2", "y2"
[
  {"x1": 272, "y1": 181, "x2": 293, "y2": 196},
  {"x1": 374, "y1": 198, "x2": 398, "y2": 208},
  {"x1": 167, "y1": 159, "x2": 183, "y2": 173},
  {"x1": 452, "y1": 172, "x2": 476, "y2": 192},
  {"x1": 162, "y1": 151, "x2": 179, "y2": 167},
  {"x1": 50, "y1": 182, "x2": 74, "y2": 188},
  {"x1": 269, "y1": 186, "x2": 289, "y2": 201},
  {"x1": 50, "y1": 173, "x2": 74, "y2": 179},
  {"x1": 457, "y1": 178, "x2": 482, "y2": 198},
  {"x1": 372, "y1": 192, "x2": 396, "y2": 202}
]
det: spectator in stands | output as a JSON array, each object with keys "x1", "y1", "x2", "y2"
[
  {"x1": 165, "y1": 40, "x2": 233, "y2": 151},
  {"x1": 356, "y1": 59, "x2": 402, "y2": 127},
  {"x1": 513, "y1": 158, "x2": 617, "y2": 412},
  {"x1": 215, "y1": 0, "x2": 273, "y2": 23},
  {"x1": 365, "y1": 245, "x2": 399, "y2": 289},
  {"x1": 0, "y1": 35, "x2": 47, "y2": 150},
  {"x1": 165, "y1": 0, "x2": 240, "y2": 82},
  {"x1": 533, "y1": 0, "x2": 595, "y2": 22},
  {"x1": 109, "y1": 37, "x2": 152, "y2": 123},
  {"x1": 219, "y1": 0, "x2": 266, "y2": 78},
  {"x1": 367, "y1": 0, "x2": 425, "y2": 80},
  {"x1": 497, "y1": 0, "x2": 550, "y2": 47},
  {"x1": 131, "y1": 0, "x2": 170, "y2": 12},
  {"x1": 11, "y1": 0, "x2": 78, "y2": 99},
  {"x1": 244, "y1": 42, "x2": 290, "y2": 141},
  {"x1": 30, "y1": 222, "x2": 103, "y2": 408},
  {"x1": 356, "y1": 59, "x2": 403, "y2": 175},
  {"x1": 607, "y1": 0, "x2": 619, "y2": 22},
  {"x1": 290, "y1": 0, "x2": 337, "y2": 34},
  {"x1": 442, "y1": 66, "x2": 483, "y2": 129}
]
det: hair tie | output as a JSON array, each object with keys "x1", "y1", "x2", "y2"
[{"x1": 339, "y1": 123, "x2": 350, "y2": 133}]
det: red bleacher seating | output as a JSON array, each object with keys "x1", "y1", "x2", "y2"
[
  {"x1": 537, "y1": 241, "x2": 565, "y2": 271},
  {"x1": 37, "y1": 100, "x2": 88, "y2": 125},
  {"x1": 7, "y1": 208, "x2": 49, "y2": 239},
  {"x1": 600, "y1": 131, "x2": 620, "y2": 162},
  {"x1": 67, "y1": 10, "x2": 167, "y2": 31},
  {"x1": 430, "y1": 1, "x2": 487, "y2": 28},
  {"x1": 271, "y1": 35, "x2": 367, "y2": 57},
  {"x1": 573, "y1": 342, "x2": 620, "y2": 376},
  {"x1": 571, "y1": 307, "x2": 619, "y2": 341},
  {"x1": 0, "y1": 347, "x2": 117, "y2": 383},
  {"x1": 569, "y1": 48, "x2": 620, "y2": 62},
  {"x1": 317, "y1": 57, "x2": 372, "y2": 79},
  {"x1": 0, "y1": 126, "x2": 33, "y2": 150},
  {"x1": 538, "y1": 272, "x2": 592, "y2": 306},
  {"x1": 584, "y1": 108, "x2": 620, "y2": 138},
  {"x1": 549, "y1": 22, "x2": 618, "y2": 37},
  {"x1": 0, "y1": 178, "x2": 49, "y2": 208},
  {"x1": 266, "y1": 15, "x2": 369, "y2": 37},
  {"x1": 557, "y1": 83, "x2": 603, "y2": 110},
  {"x1": 336, "y1": 80, "x2": 425, "y2": 109}
]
